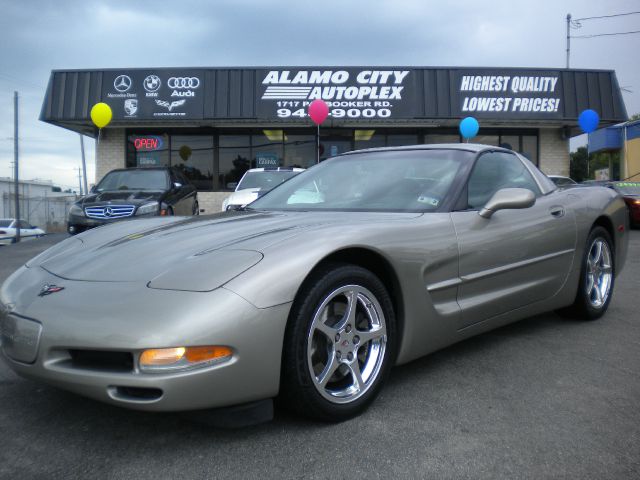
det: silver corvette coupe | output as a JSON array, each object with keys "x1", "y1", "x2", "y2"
[{"x1": 0, "y1": 144, "x2": 629, "y2": 423}]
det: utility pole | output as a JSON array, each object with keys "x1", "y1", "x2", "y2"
[
  {"x1": 77, "y1": 168, "x2": 83, "y2": 196},
  {"x1": 566, "y1": 13, "x2": 571, "y2": 68},
  {"x1": 79, "y1": 134, "x2": 89, "y2": 195},
  {"x1": 14, "y1": 91, "x2": 20, "y2": 243}
]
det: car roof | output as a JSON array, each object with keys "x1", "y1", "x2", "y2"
[{"x1": 341, "y1": 143, "x2": 512, "y2": 157}]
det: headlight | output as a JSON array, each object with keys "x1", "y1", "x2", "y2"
[
  {"x1": 139, "y1": 345, "x2": 233, "y2": 372},
  {"x1": 135, "y1": 202, "x2": 159, "y2": 216},
  {"x1": 69, "y1": 204, "x2": 84, "y2": 217}
]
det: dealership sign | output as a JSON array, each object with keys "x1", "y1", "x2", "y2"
[
  {"x1": 456, "y1": 70, "x2": 562, "y2": 118},
  {"x1": 256, "y1": 69, "x2": 416, "y2": 121},
  {"x1": 102, "y1": 70, "x2": 204, "y2": 120},
  {"x1": 70, "y1": 66, "x2": 623, "y2": 125}
]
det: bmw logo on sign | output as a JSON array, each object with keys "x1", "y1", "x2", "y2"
[{"x1": 144, "y1": 75, "x2": 161, "y2": 92}]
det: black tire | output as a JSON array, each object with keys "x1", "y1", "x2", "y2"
[
  {"x1": 281, "y1": 263, "x2": 397, "y2": 422},
  {"x1": 560, "y1": 226, "x2": 615, "y2": 320}
]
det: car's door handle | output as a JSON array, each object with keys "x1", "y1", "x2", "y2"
[{"x1": 550, "y1": 206, "x2": 565, "y2": 218}]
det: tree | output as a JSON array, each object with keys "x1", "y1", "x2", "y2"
[
  {"x1": 629, "y1": 113, "x2": 640, "y2": 121},
  {"x1": 570, "y1": 147, "x2": 589, "y2": 182}
]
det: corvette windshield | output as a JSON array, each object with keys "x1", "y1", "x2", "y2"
[
  {"x1": 97, "y1": 170, "x2": 169, "y2": 192},
  {"x1": 250, "y1": 149, "x2": 469, "y2": 212}
]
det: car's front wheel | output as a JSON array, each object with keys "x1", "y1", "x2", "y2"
[{"x1": 282, "y1": 263, "x2": 396, "y2": 421}]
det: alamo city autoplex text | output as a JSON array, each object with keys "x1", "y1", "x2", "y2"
[{"x1": 460, "y1": 75, "x2": 561, "y2": 113}]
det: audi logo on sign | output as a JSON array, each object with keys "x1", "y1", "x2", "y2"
[{"x1": 168, "y1": 77, "x2": 200, "y2": 89}]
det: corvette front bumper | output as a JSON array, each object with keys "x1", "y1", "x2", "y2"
[{"x1": 0, "y1": 265, "x2": 291, "y2": 412}]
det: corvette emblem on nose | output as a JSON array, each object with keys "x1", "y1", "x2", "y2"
[{"x1": 38, "y1": 284, "x2": 65, "y2": 297}]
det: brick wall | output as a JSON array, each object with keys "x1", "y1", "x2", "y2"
[
  {"x1": 95, "y1": 128, "x2": 126, "y2": 183},
  {"x1": 198, "y1": 192, "x2": 230, "y2": 214},
  {"x1": 539, "y1": 128, "x2": 570, "y2": 176}
]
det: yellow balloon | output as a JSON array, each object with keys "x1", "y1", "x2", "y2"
[{"x1": 90, "y1": 102, "x2": 113, "y2": 129}]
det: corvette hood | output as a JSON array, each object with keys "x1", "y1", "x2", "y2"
[{"x1": 35, "y1": 211, "x2": 421, "y2": 282}]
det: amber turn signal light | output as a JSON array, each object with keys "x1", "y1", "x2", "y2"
[{"x1": 139, "y1": 346, "x2": 233, "y2": 371}]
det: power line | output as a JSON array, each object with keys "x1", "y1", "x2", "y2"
[
  {"x1": 574, "y1": 11, "x2": 640, "y2": 22},
  {"x1": 572, "y1": 29, "x2": 640, "y2": 38}
]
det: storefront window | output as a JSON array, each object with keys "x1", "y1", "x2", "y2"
[
  {"x1": 171, "y1": 135, "x2": 214, "y2": 191},
  {"x1": 219, "y1": 135, "x2": 251, "y2": 190},
  {"x1": 354, "y1": 130, "x2": 385, "y2": 150},
  {"x1": 253, "y1": 131, "x2": 284, "y2": 168},
  {"x1": 474, "y1": 134, "x2": 500, "y2": 146},
  {"x1": 499, "y1": 135, "x2": 520, "y2": 151},
  {"x1": 386, "y1": 133, "x2": 418, "y2": 147},
  {"x1": 126, "y1": 128, "x2": 539, "y2": 192},
  {"x1": 424, "y1": 133, "x2": 460, "y2": 144},
  {"x1": 127, "y1": 134, "x2": 169, "y2": 168},
  {"x1": 320, "y1": 129, "x2": 353, "y2": 161},
  {"x1": 285, "y1": 134, "x2": 317, "y2": 168},
  {"x1": 521, "y1": 135, "x2": 538, "y2": 165}
]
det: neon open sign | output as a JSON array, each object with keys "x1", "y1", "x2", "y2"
[{"x1": 133, "y1": 136, "x2": 164, "y2": 151}]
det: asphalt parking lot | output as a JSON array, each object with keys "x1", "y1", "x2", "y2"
[{"x1": 0, "y1": 232, "x2": 639, "y2": 479}]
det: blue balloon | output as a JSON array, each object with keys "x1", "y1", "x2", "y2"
[
  {"x1": 459, "y1": 117, "x2": 479, "y2": 139},
  {"x1": 578, "y1": 109, "x2": 600, "y2": 134}
]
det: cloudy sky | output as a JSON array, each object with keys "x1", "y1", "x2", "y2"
[{"x1": 0, "y1": 0, "x2": 638, "y2": 190}]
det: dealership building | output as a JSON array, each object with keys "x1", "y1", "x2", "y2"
[{"x1": 40, "y1": 66, "x2": 628, "y2": 212}]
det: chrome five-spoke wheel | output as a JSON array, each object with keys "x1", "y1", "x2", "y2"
[
  {"x1": 585, "y1": 237, "x2": 613, "y2": 309},
  {"x1": 307, "y1": 285, "x2": 387, "y2": 404},
  {"x1": 282, "y1": 263, "x2": 395, "y2": 421}
]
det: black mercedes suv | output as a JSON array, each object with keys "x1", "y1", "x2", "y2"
[{"x1": 67, "y1": 167, "x2": 199, "y2": 235}]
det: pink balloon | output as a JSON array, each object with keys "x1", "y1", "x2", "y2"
[{"x1": 308, "y1": 100, "x2": 329, "y2": 125}]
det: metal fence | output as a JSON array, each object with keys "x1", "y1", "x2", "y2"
[{"x1": 1, "y1": 193, "x2": 77, "y2": 233}]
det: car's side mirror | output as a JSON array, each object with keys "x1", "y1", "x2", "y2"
[
  {"x1": 89, "y1": 185, "x2": 96, "y2": 194},
  {"x1": 479, "y1": 188, "x2": 536, "y2": 219}
]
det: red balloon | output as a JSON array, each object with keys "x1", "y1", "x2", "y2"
[{"x1": 308, "y1": 100, "x2": 329, "y2": 125}]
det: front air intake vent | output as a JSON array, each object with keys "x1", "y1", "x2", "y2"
[{"x1": 68, "y1": 349, "x2": 134, "y2": 372}]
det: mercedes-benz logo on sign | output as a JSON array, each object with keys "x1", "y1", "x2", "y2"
[
  {"x1": 143, "y1": 75, "x2": 161, "y2": 92},
  {"x1": 168, "y1": 77, "x2": 200, "y2": 89},
  {"x1": 104, "y1": 206, "x2": 113, "y2": 217},
  {"x1": 113, "y1": 75, "x2": 132, "y2": 92}
]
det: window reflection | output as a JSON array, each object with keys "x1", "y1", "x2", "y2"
[
  {"x1": 171, "y1": 136, "x2": 214, "y2": 190},
  {"x1": 219, "y1": 135, "x2": 251, "y2": 191}
]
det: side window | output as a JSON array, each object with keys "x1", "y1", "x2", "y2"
[
  {"x1": 18, "y1": 220, "x2": 32, "y2": 229},
  {"x1": 467, "y1": 151, "x2": 541, "y2": 210}
]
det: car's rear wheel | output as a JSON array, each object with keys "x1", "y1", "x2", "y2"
[
  {"x1": 281, "y1": 263, "x2": 396, "y2": 421},
  {"x1": 561, "y1": 226, "x2": 614, "y2": 320}
]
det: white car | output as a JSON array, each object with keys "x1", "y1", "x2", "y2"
[
  {"x1": 221, "y1": 167, "x2": 305, "y2": 211},
  {"x1": 0, "y1": 218, "x2": 45, "y2": 245}
]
